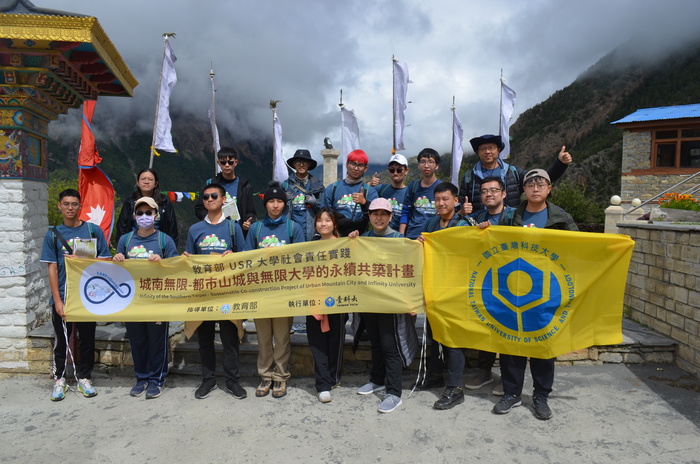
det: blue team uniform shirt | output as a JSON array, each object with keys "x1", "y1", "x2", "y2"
[
  {"x1": 375, "y1": 184, "x2": 408, "y2": 230},
  {"x1": 39, "y1": 222, "x2": 112, "y2": 304},
  {"x1": 185, "y1": 219, "x2": 248, "y2": 255},
  {"x1": 245, "y1": 215, "x2": 305, "y2": 249},
  {"x1": 400, "y1": 179, "x2": 443, "y2": 239},
  {"x1": 321, "y1": 179, "x2": 378, "y2": 222},
  {"x1": 116, "y1": 230, "x2": 178, "y2": 260}
]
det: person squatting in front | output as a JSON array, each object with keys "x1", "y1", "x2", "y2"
[
  {"x1": 246, "y1": 182, "x2": 305, "y2": 399},
  {"x1": 489, "y1": 169, "x2": 578, "y2": 420},
  {"x1": 113, "y1": 197, "x2": 178, "y2": 399},
  {"x1": 349, "y1": 198, "x2": 419, "y2": 413},
  {"x1": 416, "y1": 182, "x2": 471, "y2": 409},
  {"x1": 40, "y1": 188, "x2": 112, "y2": 401},
  {"x1": 183, "y1": 183, "x2": 249, "y2": 400},
  {"x1": 306, "y1": 207, "x2": 348, "y2": 403}
]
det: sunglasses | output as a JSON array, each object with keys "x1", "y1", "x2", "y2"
[
  {"x1": 202, "y1": 193, "x2": 220, "y2": 201},
  {"x1": 135, "y1": 210, "x2": 156, "y2": 216},
  {"x1": 388, "y1": 167, "x2": 405, "y2": 174},
  {"x1": 218, "y1": 159, "x2": 236, "y2": 165}
]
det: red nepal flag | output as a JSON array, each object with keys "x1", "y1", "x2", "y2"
[{"x1": 77, "y1": 100, "x2": 115, "y2": 242}]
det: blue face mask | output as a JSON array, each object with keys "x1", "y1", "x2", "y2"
[{"x1": 136, "y1": 214, "x2": 156, "y2": 229}]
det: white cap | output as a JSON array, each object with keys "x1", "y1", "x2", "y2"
[{"x1": 388, "y1": 154, "x2": 408, "y2": 167}]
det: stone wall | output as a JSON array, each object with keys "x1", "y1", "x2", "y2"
[
  {"x1": 621, "y1": 130, "x2": 651, "y2": 172},
  {"x1": 619, "y1": 222, "x2": 700, "y2": 376},
  {"x1": 0, "y1": 180, "x2": 50, "y2": 372}
]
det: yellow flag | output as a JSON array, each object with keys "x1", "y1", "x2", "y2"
[
  {"x1": 423, "y1": 226, "x2": 634, "y2": 358},
  {"x1": 65, "y1": 237, "x2": 423, "y2": 322}
]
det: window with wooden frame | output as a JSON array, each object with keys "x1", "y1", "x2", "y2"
[{"x1": 652, "y1": 126, "x2": 700, "y2": 169}]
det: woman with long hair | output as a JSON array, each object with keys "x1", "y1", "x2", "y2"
[{"x1": 116, "y1": 168, "x2": 179, "y2": 245}]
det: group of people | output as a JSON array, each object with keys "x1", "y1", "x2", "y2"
[{"x1": 41, "y1": 134, "x2": 576, "y2": 420}]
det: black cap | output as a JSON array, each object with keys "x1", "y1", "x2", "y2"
[
  {"x1": 286, "y1": 149, "x2": 318, "y2": 171},
  {"x1": 469, "y1": 134, "x2": 504, "y2": 153}
]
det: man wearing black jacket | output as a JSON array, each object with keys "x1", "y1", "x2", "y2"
[
  {"x1": 459, "y1": 134, "x2": 572, "y2": 213},
  {"x1": 194, "y1": 147, "x2": 257, "y2": 233}
]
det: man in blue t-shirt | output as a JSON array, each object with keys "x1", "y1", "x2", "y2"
[
  {"x1": 184, "y1": 183, "x2": 249, "y2": 401},
  {"x1": 369, "y1": 153, "x2": 409, "y2": 231},
  {"x1": 320, "y1": 149, "x2": 378, "y2": 236},
  {"x1": 399, "y1": 148, "x2": 443, "y2": 239},
  {"x1": 40, "y1": 188, "x2": 112, "y2": 401},
  {"x1": 491, "y1": 169, "x2": 577, "y2": 421},
  {"x1": 113, "y1": 196, "x2": 178, "y2": 400}
]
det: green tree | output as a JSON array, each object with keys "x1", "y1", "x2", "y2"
[{"x1": 47, "y1": 178, "x2": 79, "y2": 226}]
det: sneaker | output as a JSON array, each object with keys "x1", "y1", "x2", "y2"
[
  {"x1": 226, "y1": 380, "x2": 247, "y2": 399},
  {"x1": 357, "y1": 382, "x2": 386, "y2": 395},
  {"x1": 413, "y1": 374, "x2": 444, "y2": 391},
  {"x1": 492, "y1": 394, "x2": 522, "y2": 415},
  {"x1": 318, "y1": 391, "x2": 332, "y2": 403},
  {"x1": 271, "y1": 381, "x2": 287, "y2": 398},
  {"x1": 78, "y1": 378, "x2": 97, "y2": 398},
  {"x1": 377, "y1": 394, "x2": 402, "y2": 413},
  {"x1": 50, "y1": 378, "x2": 68, "y2": 402},
  {"x1": 533, "y1": 394, "x2": 552, "y2": 420},
  {"x1": 433, "y1": 386, "x2": 465, "y2": 410},
  {"x1": 492, "y1": 380, "x2": 504, "y2": 396},
  {"x1": 130, "y1": 380, "x2": 149, "y2": 397},
  {"x1": 145, "y1": 382, "x2": 163, "y2": 399},
  {"x1": 255, "y1": 380, "x2": 272, "y2": 397},
  {"x1": 195, "y1": 378, "x2": 218, "y2": 399},
  {"x1": 464, "y1": 370, "x2": 494, "y2": 390}
]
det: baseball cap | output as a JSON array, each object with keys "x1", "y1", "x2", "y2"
[
  {"x1": 388, "y1": 154, "x2": 408, "y2": 167},
  {"x1": 134, "y1": 197, "x2": 158, "y2": 210},
  {"x1": 368, "y1": 198, "x2": 393, "y2": 212}
]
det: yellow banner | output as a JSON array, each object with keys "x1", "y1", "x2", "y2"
[
  {"x1": 423, "y1": 226, "x2": 634, "y2": 359},
  {"x1": 65, "y1": 237, "x2": 424, "y2": 322}
]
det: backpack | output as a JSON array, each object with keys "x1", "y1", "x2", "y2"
[
  {"x1": 123, "y1": 230, "x2": 169, "y2": 257},
  {"x1": 250, "y1": 219, "x2": 296, "y2": 247}
]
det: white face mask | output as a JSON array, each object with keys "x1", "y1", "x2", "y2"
[{"x1": 136, "y1": 214, "x2": 156, "y2": 229}]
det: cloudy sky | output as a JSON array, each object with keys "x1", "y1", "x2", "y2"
[{"x1": 49, "y1": 0, "x2": 700, "y2": 165}]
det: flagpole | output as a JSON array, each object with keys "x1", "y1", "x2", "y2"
[
  {"x1": 392, "y1": 56, "x2": 396, "y2": 154},
  {"x1": 210, "y1": 64, "x2": 218, "y2": 176},
  {"x1": 499, "y1": 68, "x2": 503, "y2": 136},
  {"x1": 270, "y1": 99, "x2": 281, "y2": 181},
  {"x1": 149, "y1": 33, "x2": 174, "y2": 169}
]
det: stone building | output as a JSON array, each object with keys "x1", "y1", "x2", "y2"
[{"x1": 612, "y1": 103, "x2": 700, "y2": 201}]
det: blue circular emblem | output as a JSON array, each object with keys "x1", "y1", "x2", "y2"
[
  {"x1": 220, "y1": 304, "x2": 231, "y2": 314},
  {"x1": 325, "y1": 297, "x2": 335, "y2": 307},
  {"x1": 482, "y1": 257, "x2": 562, "y2": 332}
]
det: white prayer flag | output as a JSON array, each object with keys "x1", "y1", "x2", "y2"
[
  {"x1": 154, "y1": 40, "x2": 178, "y2": 153},
  {"x1": 272, "y1": 112, "x2": 287, "y2": 183},
  {"x1": 393, "y1": 60, "x2": 409, "y2": 151},
  {"x1": 341, "y1": 107, "x2": 360, "y2": 179},
  {"x1": 500, "y1": 82, "x2": 516, "y2": 159},
  {"x1": 451, "y1": 109, "x2": 464, "y2": 185},
  {"x1": 208, "y1": 80, "x2": 220, "y2": 154}
]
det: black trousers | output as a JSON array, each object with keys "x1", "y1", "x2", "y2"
[
  {"x1": 306, "y1": 313, "x2": 348, "y2": 392},
  {"x1": 363, "y1": 313, "x2": 403, "y2": 397},
  {"x1": 477, "y1": 350, "x2": 497, "y2": 372},
  {"x1": 51, "y1": 304, "x2": 95, "y2": 380},
  {"x1": 425, "y1": 320, "x2": 444, "y2": 377},
  {"x1": 444, "y1": 346, "x2": 466, "y2": 387},
  {"x1": 500, "y1": 354, "x2": 555, "y2": 397},
  {"x1": 197, "y1": 320, "x2": 240, "y2": 382},
  {"x1": 126, "y1": 322, "x2": 169, "y2": 386}
]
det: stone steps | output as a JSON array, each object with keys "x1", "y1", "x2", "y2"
[{"x1": 25, "y1": 316, "x2": 676, "y2": 377}]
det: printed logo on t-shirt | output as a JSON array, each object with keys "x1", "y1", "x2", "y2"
[
  {"x1": 336, "y1": 194, "x2": 356, "y2": 207},
  {"x1": 388, "y1": 197, "x2": 402, "y2": 215},
  {"x1": 198, "y1": 233, "x2": 229, "y2": 251},
  {"x1": 127, "y1": 245, "x2": 153, "y2": 259},
  {"x1": 291, "y1": 193, "x2": 306, "y2": 210},
  {"x1": 258, "y1": 235, "x2": 287, "y2": 248},
  {"x1": 413, "y1": 196, "x2": 437, "y2": 215}
]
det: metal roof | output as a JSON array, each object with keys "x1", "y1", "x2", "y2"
[{"x1": 612, "y1": 103, "x2": 700, "y2": 125}]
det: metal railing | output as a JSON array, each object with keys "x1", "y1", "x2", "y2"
[{"x1": 623, "y1": 170, "x2": 700, "y2": 217}]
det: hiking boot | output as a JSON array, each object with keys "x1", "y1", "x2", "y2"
[
  {"x1": 130, "y1": 380, "x2": 148, "y2": 397},
  {"x1": 145, "y1": 382, "x2": 163, "y2": 399},
  {"x1": 50, "y1": 378, "x2": 68, "y2": 402},
  {"x1": 195, "y1": 378, "x2": 218, "y2": 399},
  {"x1": 533, "y1": 394, "x2": 552, "y2": 420},
  {"x1": 226, "y1": 380, "x2": 247, "y2": 399},
  {"x1": 377, "y1": 394, "x2": 402, "y2": 413},
  {"x1": 78, "y1": 378, "x2": 97, "y2": 398},
  {"x1": 413, "y1": 375, "x2": 444, "y2": 391},
  {"x1": 464, "y1": 370, "x2": 494, "y2": 390},
  {"x1": 357, "y1": 382, "x2": 386, "y2": 395},
  {"x1": 492, "y1": 380, "x2": 504, "y2": 396},
  {"x1": 318, "y1": 391, "x2": 332, "y2": 403},
  {"x1": 492, "y1": 394, "x2": 522, "y2": 414},
  {"x1": 271, "y1": 381, "x2": 287, "y2": 398},
  {"x1": 255, "y1": 380, "x2": 272, "y2": 397},
  {"x1": 433, "y1": 386, "x2": 465, "y2": 410}
]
